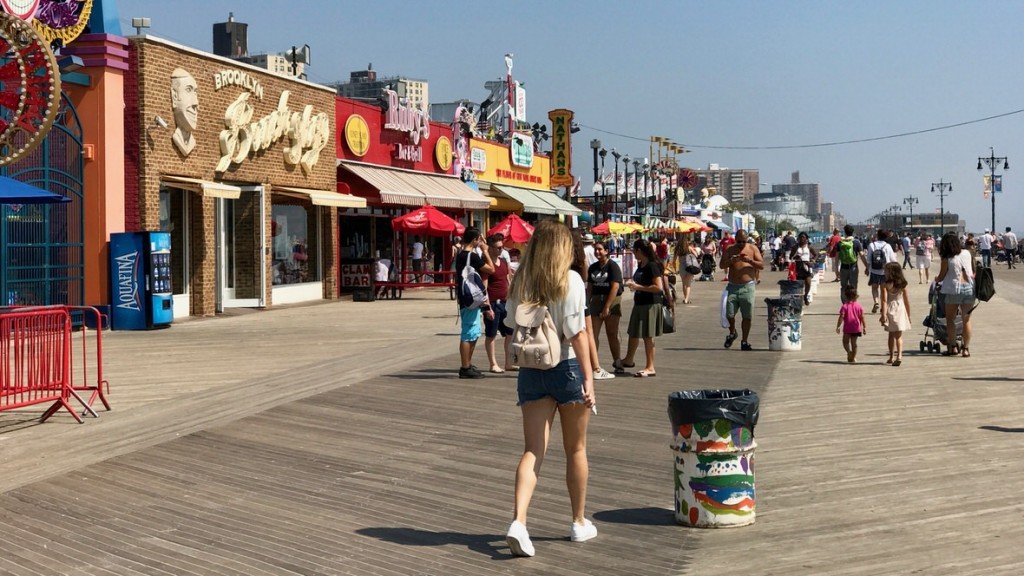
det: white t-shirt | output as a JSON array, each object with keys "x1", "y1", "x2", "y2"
[
  {"x1": 866, "y1": 240, "x2": 897, "y2": 274},
  {"x1": 977, "y1": 233, "x2": 993, "y2": 250},
  {"x1": 504, "y1": 270, "x2": 587, "y2": 362},
  {"x1": 411, "y1": 242, "x2": 425, "y2": 259},
  {"x1": 772, "y1": 237, "x2": 782, "y2": 250},
  {"x1": 793, "y1": 245, "x2": 811, "y2": 262},
  {"x1": 941, "y1": 249, "x2": 974, "y2": 295},
  {"x1": 583, "y1": 244, "x2": 597, "y2": 266},
  {"x1": 1003, "y1": 232, "x2": 1018, "y2": 250}
]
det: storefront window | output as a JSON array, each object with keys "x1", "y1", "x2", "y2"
[
  {"x1": 159, "y1": 189, "x2": 187, "y2": 295},
  {"x1": 271, "y1": 202, "x2": 321, "y2": 285}
]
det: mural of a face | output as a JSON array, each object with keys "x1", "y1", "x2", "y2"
[{"x1": 170, "y1": 68, "x2": 198, "y2": 156}]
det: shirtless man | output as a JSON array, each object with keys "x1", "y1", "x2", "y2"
[{"x1": 720, "y1": 229, "x2": 764, "y2": 351}]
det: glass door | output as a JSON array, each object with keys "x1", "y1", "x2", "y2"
[
  {"x1": 217, "y1": 187, "x2": 266, "y2": 309},
  {"x1": 159, "y1": 188, "x2": 189, "y2": 317}
]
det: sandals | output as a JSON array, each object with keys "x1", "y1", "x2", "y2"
[
  {"x1": 633, "y1": 370, "x2": 657, "y2": 378},
  {"x1": 724, "y1": 332, "x2": 738, "y2": 349},
  {"x1": 960, "y1": 347, "x2": 971, "y2": 358},
  {"x1": 892, "y1": 358, "x2": 902, "y2": 367}
]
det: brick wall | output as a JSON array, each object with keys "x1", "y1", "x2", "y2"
[{"x1": 128, "y1": 37, "x2": 338, "y2": 315}]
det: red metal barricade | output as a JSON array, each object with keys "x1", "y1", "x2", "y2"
[
  {"x1": 0, "y1": 308, "x2": 81, "y2": 423},
  {"x1": 0, "y1": 305, "x2": 109, "y2": 423}
]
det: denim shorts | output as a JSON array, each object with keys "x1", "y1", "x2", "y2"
[
  {"x1": 483, "y1": 301, "x2": 513, "y2": 338},
  {"x1": 517, "y1": 358, "x2": 585, "y2": 406}
]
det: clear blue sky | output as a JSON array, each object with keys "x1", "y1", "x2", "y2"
[{"x1": 117, "y1": 0, "x2": 1024, "y2": 230}]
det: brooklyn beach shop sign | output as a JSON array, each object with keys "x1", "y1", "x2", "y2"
[{"x1": 210, "y1": 68, "x2": 331, "y2": 176}]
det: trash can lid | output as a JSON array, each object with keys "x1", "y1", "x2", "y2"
[{"x1": 668, "y1": 389, "x2": 759, "y2": 430}]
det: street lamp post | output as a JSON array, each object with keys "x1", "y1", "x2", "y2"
[
  {"x1": 632, "y1": 159, "x2": 641, "y2": 219},
  {"x1": 598, "y1": 147, "x2": 607, "y2": 222},
  {"x1": 902, "y1": 194, "x2": 918, "y2": 232},
  {"x1": 611, "y1": 150, "x2": 621, "y2": 220},
  {"x1": 931, "y1": 179, "x2": 952, "y2": 237},
  {"x1": 590, "y1": 139, "x2": 601, "y2": 221},
  {"x1": 978, "y1": 147, "x2": 1009, "y2": 233},
  {"x1": 622, "y1": 155, "x2": 631, "y2": 220},
  {"x1": 642, "y1": 161, "x2": 650, "y2": 216}
]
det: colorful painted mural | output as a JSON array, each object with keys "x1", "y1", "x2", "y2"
[{"x1": 672, "y1": 417, "x2": 757, "y2": 528}]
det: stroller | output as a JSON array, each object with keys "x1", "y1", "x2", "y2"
[
  {"x1": 699, "y1": 253, "x2": 716, "y2": 281},
  {"x1": 920, "y1": 283, "x2": 962, "y2": 353}
]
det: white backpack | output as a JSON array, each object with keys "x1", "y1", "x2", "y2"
[{"x1": 510, "y1": 303, "x2": 561, "y2": 370}]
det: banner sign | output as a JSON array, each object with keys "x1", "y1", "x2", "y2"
[
  {"x1": 548, "y1": 109, "x2": 574, "y2": 187},
  {"x1": 510, "y1": 132, "x2": 534, "y2": 168},
  {"x1": 514, "y1": 81, "x2": 526, "y2": 122},
  {"x1": 983, "y1": 175, "x2": 1002, "y2": 198}
]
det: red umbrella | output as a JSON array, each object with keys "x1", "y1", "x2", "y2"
[
  {"x1": 487, "y1": 213, "x2": 535, "y2": 244},
  {"x1": 391, "y1": 205, "x2": 465, "y2": 236}
]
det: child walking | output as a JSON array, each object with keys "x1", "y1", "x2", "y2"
[
  {"x1": 879, "y1": 262, "x2": 912, "y2": 366},
  {"x1": 837, "y1": 287, "x2": 866, "y2": 362}
]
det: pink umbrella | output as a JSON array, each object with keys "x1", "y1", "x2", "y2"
[{"x1": 487, "y1": 213, "x2": 535, "y2": 244}]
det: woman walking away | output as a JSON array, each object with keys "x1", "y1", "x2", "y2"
[
  {"x1": 879, "y1": 262, "x2": 912, "y2": 366},
  {"x1": 588, "y1": 242, "x2": 624, "y2": 374},
  {"x1": 679, "y1": 236, "x2": 701, "y2": 304},
  {"x1": 504, "y1": 221, "x2": 597, "y2": 557},
  {"x1": 837, "y1": 287, "x2": 866, "y2": 362},
  {"x1": 572, "y1": 232, "x2": 614, "y2": 380},
  {"x1": 790, "y1": 232, "x2": 818, "y2": 305},
  {"x1": 935, "y1": 232, "x2": 976, "y2": 357},
  {"x1": 621, "y1": 238, "x2": 665, "y2": 377},
  {"x1": 915, "y1": 233, "x2": 935, "y2": 284}
]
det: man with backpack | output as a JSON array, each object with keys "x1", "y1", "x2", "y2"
[
  {"x1": 456, "y1": 227, "x2": 495, "y2": 379},
  {"x1": 837, "y1": 224, "x2": 863, "y2": 303},
  {"x1": 862, "y1": 229, "x2": 897, "y2": 313},
  {"x1": 827, "y1": 228, "x2": 842, "y2": 282}
]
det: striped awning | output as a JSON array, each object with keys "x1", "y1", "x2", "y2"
[
  {"x1": 490, "y1": 184, "x2": 582, "y2": 216},
  {"x1": 338, "y1": 161, "x2": 490, "y2": 210},
  {"x1": 274, "y1": 185, "x2": 366, "y2": 208},
  {"x1": 161, "y1": 175, "x2": 242, "y2": 199}
]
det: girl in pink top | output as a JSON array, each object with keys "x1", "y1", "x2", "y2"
[{"x1": 836, "y1": 286, "x2": 867, "y2": 363}]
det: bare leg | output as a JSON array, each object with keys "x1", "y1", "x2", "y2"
[
  {"x1": 591, "y1": 315, "x2": 604, "y2": 351},
  {"x1": 485, "y1": 336, "x2": 499, "y2": 370},
  {"x1": 842, "y1": 333, "x2": 851, "y2": 353},
  {"x1": 894, "y1": 331, "x2": 903, "y2": 359},
  {"x1": 513, "y1": 398, "x2": 558, "y2": 525},
  {"x1": 584, "y1": 316, "x2": 601, "y2": 371},
  {"x1": 460, "y1": 340, "x2": 477, "y2": 368},
  {"x1": 642, "y1": 337, "x2": 656, "y2": 372},
  {"x1": 624, "y1": 337, "x2": 640, "y2": 365},
  {"x1": 503, "y1": 336, "x2": 515, "y2": 370},
  {"x1": 960, "y1": 306, "x2": 972, "y2": 351},
  {"x1": 605, "y1": 316, "x2": 622, "y2": 363},
  {"x1": 850, "y1": 334, "x2": 859, "y2": 360},
  {"x1": 741, "y1": 317, "x2": 752, "y2": 343},
  {"x1": 887, "y1": 332, "x2": 895, "y2": 361},
  {"x1": 558, "y1": 402, "x2": 591, "y2": 523}
]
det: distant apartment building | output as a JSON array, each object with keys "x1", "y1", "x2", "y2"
[
  {"x1": 820, "y1": 201, "x2": 835, "y2": 231},
  {"x1": 213, "y1": 13, "x2": 308, "y2": 79},
  {"x1": 772, "y1": 171, "x2": 821, "y2": 219},
  {"x1": 333, "y1": 65, "x2": 429, "y2": 110},
  {"x1": 696, "y1": 164, "x2": 759, "y2": 204}
]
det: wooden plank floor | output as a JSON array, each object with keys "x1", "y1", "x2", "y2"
[{"x1": 1, "y1": 269, "x2": 1023, "y2": 575}]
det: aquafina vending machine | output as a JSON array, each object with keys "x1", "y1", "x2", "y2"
[{"x1": 109, "y1": 231, "x2": 174, "y2": 330}]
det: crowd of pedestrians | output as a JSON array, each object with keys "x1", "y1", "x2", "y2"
[{"x1": 439, "y1": 218, "x2": 1010, "y2": 557}]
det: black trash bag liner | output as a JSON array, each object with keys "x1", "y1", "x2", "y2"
[
  {"x1": 777, "y1": 280, "x2": 804, "y2": 296},
  {"x1": 668, "y1": 389, "x2": 759, "y2": 430},
  {"x1": 765, "y1": 297, "x2": 803, "y2": 318}
]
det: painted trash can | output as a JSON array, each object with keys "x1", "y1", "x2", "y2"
[
  {"x1": 668, "y1": 389, "x2": 759, "y2": 528},
  {"x1": 766, "y1": 297, "x2": 803, "y2": 351}
]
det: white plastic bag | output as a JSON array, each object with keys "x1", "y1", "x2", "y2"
[{"x1": 720, "y1": 287, "x2": 730, "y2": 329}]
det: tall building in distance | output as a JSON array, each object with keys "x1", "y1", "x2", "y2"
[
  {"x1": 696, "y1": 164, "x2": 759, "y2": 204},
  {"x1": 212, "y1": 13, "x2": 247, "y2": 58},
  {"x1": 772, "y1": 171, "x2": 821, "y2": 220},
  {"x1": 212, "y1": 14, "x2": 309, "y2": 79},
  {"x1": 333, "y1": 65, "x2": 429, "y2": 111}
]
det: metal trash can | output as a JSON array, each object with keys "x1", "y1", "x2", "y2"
[
  {"x1": 668, "y1": 389, "x2": 759, "y2": 528},
  {"x1": 778, "y1": 280, "x2": 804, "y2": 305},
  {"x1": 766, "y1": 297, "x2": 803, "y2": 351}
]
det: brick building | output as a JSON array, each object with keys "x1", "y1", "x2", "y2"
[{"x1": 125, "y1": 36, "x2": 362, "y2": 317}]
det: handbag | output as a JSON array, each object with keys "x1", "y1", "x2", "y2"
[{"x1": 662, "y1": 305, "x2": 675, "y2": 334}]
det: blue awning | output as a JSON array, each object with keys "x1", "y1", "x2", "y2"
[
  {"x1": 705, "y1": 220, "x2": 733, "y2": 232},
  {"x1": 0, "y1": 176, "x2": 70, "y2": 204}
]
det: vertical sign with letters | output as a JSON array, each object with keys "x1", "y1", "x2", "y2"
[{"x1": 548, "y1": 109, "x2": 574, "y2": 187}]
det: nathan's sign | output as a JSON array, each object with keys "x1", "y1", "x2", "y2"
[
  {"x1": 548, "y1": 109, "x2": 574, "y2": 187},
  {"x1": 382, "y1": 88, "x2": 430, "y2": 162},
  {"x1": 216, "y1": 88, "x2": 331, "y2": 176}
]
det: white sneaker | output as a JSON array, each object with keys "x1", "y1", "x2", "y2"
[
  {"x1": 569, "y1": 518, "x2": 598, "y2": 542},
  {"x1": 593, "y1": 368, "x2": 615, "y2": 380},
  {"x1": 506, "y1": 520, "x2": 535, "y2": 557}
]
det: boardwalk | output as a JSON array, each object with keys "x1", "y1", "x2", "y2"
[{"x1": 1, "y1": 269, "x2": 1023, "y2": 575}]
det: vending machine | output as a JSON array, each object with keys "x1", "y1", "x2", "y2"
[{"x1": 109, "y1": 231, "x2": 174, "y2": 330}]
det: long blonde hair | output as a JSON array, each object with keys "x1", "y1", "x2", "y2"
[{"x1": 508, "y1": 220, "x2": 573, "y2": 306}]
